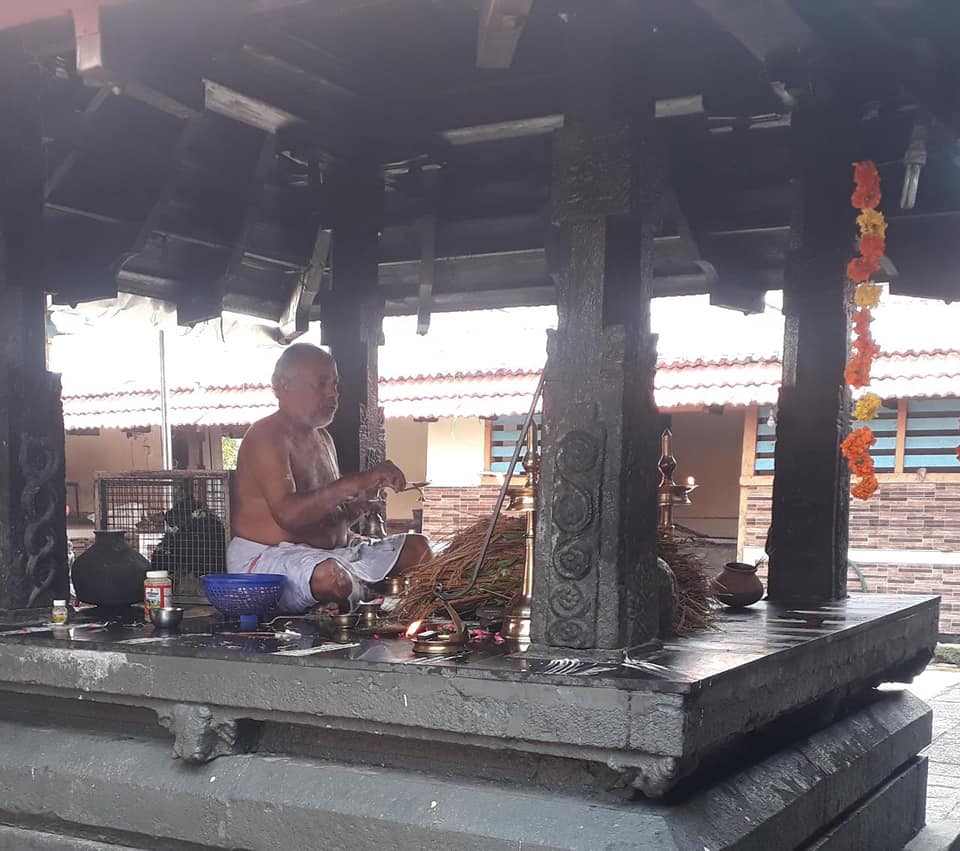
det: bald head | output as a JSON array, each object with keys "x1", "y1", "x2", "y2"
[
  {"x1": 272, "y1": 344, "x2": 335, "y2": 391},
  {"x1": 272, "y1": 344, "x2": 339, "y2": 427}
]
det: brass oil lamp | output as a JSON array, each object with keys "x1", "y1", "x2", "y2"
[
  {"x1": 657, "y1": 429, "x2": 697, "y2": 529},
  {"x1": 406, "y1": 598, "x2": 469, "y2": 655},
  {"x1": 502, "y1": 421, "x2": 539, "y2": 648}
]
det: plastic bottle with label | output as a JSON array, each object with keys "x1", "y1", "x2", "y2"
[{"x1": 144, "y1": 571, "x2": 172, "y2": 614}]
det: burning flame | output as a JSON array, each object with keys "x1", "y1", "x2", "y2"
[
  {"x1": 686, "y1": 476, "x2": 696, "y2": 487},
  {"x1": 405, "y1": 619, "x2": 423, "y2": 639}
]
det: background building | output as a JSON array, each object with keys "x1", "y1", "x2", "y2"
[{"x1": 52, "y1": 294, "x2": 960, "y2": 634}]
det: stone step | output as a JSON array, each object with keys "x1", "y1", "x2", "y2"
[{"x1": 0, "y1": 690, "x2": 933, "y2": 850}]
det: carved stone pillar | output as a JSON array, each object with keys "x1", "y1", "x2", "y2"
[
  {"x1": 0, "y1": 48, "x2": 69, "y2": 616},
  {"x1": 530, "y1": 14, "x2": 664, "y2": 654},
  {"x1": 767, "y1": 105, "x2": 857, "y2": 603},
  {"x1": 319, "y1": 165, "x2": 386, "y2": 477}
]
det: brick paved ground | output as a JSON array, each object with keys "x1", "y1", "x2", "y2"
[{"x1": 913, "y1": 667, "x2": 960, "y2": 826}]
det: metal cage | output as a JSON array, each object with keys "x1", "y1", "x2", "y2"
[{"x1": 94, "y1": 470, "x2": 231, "y2": 596}]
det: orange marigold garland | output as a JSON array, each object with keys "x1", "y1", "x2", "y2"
[
  {"x1": 842, "y1": 427, "x2": 878, "y2": 500},
  {"x1": 851, "y1": 161, "x2": 882, "y2": 209},
  {"x1": 846, "y1": 161, "x2": 886, "y2": 500}
]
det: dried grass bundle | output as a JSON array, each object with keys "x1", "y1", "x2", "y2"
[
  {"x1": 396, "y1": 515, "x2": 526, "y2": 624},
  {"x1": 657, "y1": 527, "x2": 717, "y2": 635},
  {"x1": 397, "y1": 517, "x2": 717, "y2": 636}
]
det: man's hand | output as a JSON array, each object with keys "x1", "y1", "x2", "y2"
[
  {"x1": 340, "y1": 499, "x2": 380, "y2": 524},
  {"x1": 362, "y1": 460, "x2": 406, "y2": 493}
]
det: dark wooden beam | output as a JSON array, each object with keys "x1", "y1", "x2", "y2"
[
  {"x1": 415, "y1": 164, "x2": 440, "y2": 335},
  {"x1": 439, "y1": 96, "x2": 703, "y2": 145},
  {"x1": 71, "y1": 1, "x2": 200, "y2": 120},
  {"x1": 476, "y1": 0, "x2": 535, "y2": 69},
  {"x1": 44, "y1": 84, "x2": 112, "y2": 199},
  {"x1": 377, "y1": 247, "x2": 549, "y2": 291},
  {"x1": 112, "y1": 80, "x2": 200, "y2": 120},
  {"x1": 204, "y1": 78, "x2": 305, "y2": 134},
  {"x1": 116, "y1": 268, "x2": 180, "y2": 297},
  {"x1": 694, "y1": 0, "x2": 814, "y2": 64},
  {"x1": 319, "y1": 165, "x2": 385, "y2": 476},
  {"x1": 766, "y1": 104, "x2": 858, "y2": 604},
  {"x1": 0, "y1": 0, "x2": 331, "y2": 42},
  {"x1": 442, "y1": 114, "x2": 562, "y2": 146},
  {"x1": 279, "y1": 227, "x2": 330, "y2": 343},
  {"x1": 385, "y1": 284, "x2": 555, "y2": 316},
  {"x1": 238, "y1": 43, "x2": 354, "y2": 103}
]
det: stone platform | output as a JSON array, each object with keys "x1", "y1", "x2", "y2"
[{"x1": 0, "y1": 593, "x2": 940, "y2": 849}]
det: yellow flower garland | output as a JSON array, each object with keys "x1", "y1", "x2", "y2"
[
  {"x1": 853, "y1": 392, "x2": 882, "y2": 422},
  {"x1": 846, "y1": 162, "x2": 887, "y2": 500}
]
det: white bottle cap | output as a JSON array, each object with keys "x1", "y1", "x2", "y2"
[
  {"x1": 53, "y1": 600, "x2": 66, "y2": 607},
  {"x1": 146, "y1": 571, "x2": 170, "y2": 579}
]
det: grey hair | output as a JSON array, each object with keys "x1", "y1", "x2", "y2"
[{"x1": 271, "y1": 343, "x2": 334, "y2": 391}]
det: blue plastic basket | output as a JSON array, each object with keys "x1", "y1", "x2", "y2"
[{"x1": 201, "y1": 574, "x2": 285, "y2": 628}]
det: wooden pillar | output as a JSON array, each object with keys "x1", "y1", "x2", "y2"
[
  {"x1": 530, "y1": 11, "x2": 664, "y2": 653},
  {"x1": 0, "y1": 45, "x2": 69, "y2": 615},
  {"x1": 766, "y1": 105, "x2": 856, "y2": 603},
  {"x1": 319, "y1": 165, "x2": 386, "y2": 477}
]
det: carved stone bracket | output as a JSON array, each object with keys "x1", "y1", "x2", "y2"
[{"x1": 156, "y1": 703, "x2": 261, "y2": 765}]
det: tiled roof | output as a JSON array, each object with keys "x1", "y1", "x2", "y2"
[
  {"x1": 51, "y1": 292, "x2": 960, "y2": 428},
  {"x1": 61, "y1": 349, "x2": 960, "y2": 429}
]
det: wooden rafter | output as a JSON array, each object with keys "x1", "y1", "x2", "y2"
[
  {"x1": 279, "y1": 227, "x2": 330, "y2": 343},
  {"x1": 693, "y1": 0, "x2": 813, "y2": 64},
  {"x1": 71, "y1": 2, "x2": 201, "y2": 119},
  {"x1": 204, "y1": 79, "x2": 305, "y2": 135},
  {"x1": 415, "y1": 164, "x2": 441, "y2": 335},
  {"x1": 476, "y1": 0, "x2": 535, "y2": 69},
  {"x1": 44, "y1": 85, "x2": 112, "y2": 199}
]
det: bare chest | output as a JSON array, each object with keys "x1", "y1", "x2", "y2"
[{"x1": 288, "y1": 430, "x2": 339, "y2": 491}]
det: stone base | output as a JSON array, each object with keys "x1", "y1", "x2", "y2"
[
  {"x1": 0, "y1": 690, "x2": 932, "y2": 850},
  {"x1": 0, "y1": 593, "x2": 939, "y2": 847}
]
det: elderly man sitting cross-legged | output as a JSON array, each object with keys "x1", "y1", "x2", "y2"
[{"x1": 228, "y1": 343, "x2": 432, "y2": 614}]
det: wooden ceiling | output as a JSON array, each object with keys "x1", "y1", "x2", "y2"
[{"x1": 5, "y1": 0, "x2": 960, "y2": 331}]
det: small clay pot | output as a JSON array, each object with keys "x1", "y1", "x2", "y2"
[{"x1": 711, "y1": 562, "x2": 764, "y2": 608}]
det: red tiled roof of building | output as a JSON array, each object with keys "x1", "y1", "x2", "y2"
[{"x1": 62, "y1": 349, "x2": 960, "y2": 429}]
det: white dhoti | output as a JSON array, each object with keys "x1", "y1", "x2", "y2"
[{"x1": 226, "y1": 534, "x2": 407, "y2": 613}]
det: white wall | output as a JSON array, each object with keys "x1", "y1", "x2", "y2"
[
  {"x1": 668, "y1": 409, "x2": 744, "y2": 539},
  {"x1": 66, "y1": 427, "x2": 164, "y2": 518},
  {"x1": 385, "y1": 418, "x2": 429, "y2": 521},
  {"x1": 426, "y1": 417, "x2": 487, "y2": 486}
]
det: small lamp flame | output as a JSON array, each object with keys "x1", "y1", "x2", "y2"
[
  {"x1": 686, "y1": 476, "x2": 696, "y2": 487},
  {"x1": 405, "y1": 619, "x2": 424, "y2": 639}
]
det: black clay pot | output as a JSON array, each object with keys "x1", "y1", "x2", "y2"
[
  {"x1": 710, "y1": 562, "x2": 764, "y2": 608},
  {"x1": 71, "y1": 530, "x2": 150, "y2": 608}
]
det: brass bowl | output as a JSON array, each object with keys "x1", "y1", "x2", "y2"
[
  {"x1": 358, "y1": 600, "x2": 381, "y2": 626},
  {"x1": 333, "y1": 613, "x2": 359, "y2": 629},
  {"x1": 412, "y1": 632, "x2": 469, "y2": 655},
  {"x1": 381, "y1": 576, "x2": 406, "y2": 596}
]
